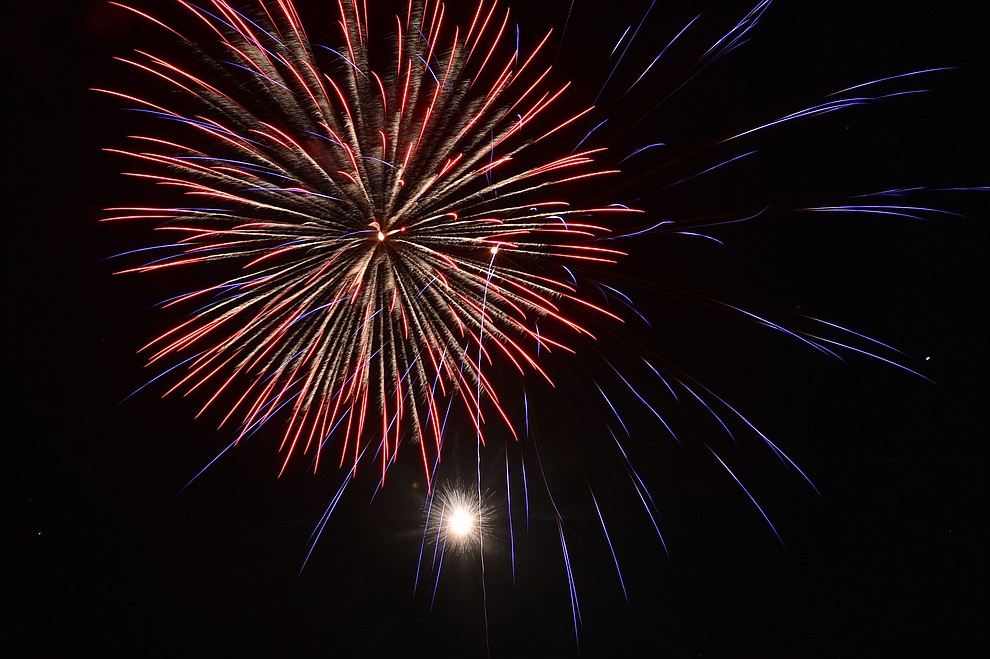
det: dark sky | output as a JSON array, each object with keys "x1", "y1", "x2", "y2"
[{"x1": 11, "y1": 1, "x2": 988, "y2": 657}]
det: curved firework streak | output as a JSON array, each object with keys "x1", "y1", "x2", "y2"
[{"x1": 101, "y1": 0, "x2": 639, "y2": 486}]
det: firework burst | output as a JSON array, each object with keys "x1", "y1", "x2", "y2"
[
  {"x1": 99, "y1": 0, "x2": 984, "y2": 651},
  {"x1": 101, "y1": 0, "x2": 639, "y2": 486}
]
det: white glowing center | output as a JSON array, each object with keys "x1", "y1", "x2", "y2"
[{"x1": 448, "y1": 506, "x2": 476, "y2": 537}]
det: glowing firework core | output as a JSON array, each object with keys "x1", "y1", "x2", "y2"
[
  {"x1": 447, "y1": 506, "x2": 477, "y2": 537},
  {"x1": 427, "y1": 484, "x2": 493, "y2": 554}
]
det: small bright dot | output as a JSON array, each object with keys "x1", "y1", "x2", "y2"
[
  {"x1": 448, "y1": 506, "x2": 476, "y2": 537},
  {"x1": 490, "y1": 245, "x2": 499, "y2": 255},
  {"x1": 378, "y1": 231, "x2": 386, "y2": 241}
]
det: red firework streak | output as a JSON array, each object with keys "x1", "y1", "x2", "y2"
[{"x1": 99, "y1": 0, "x2": 641, "y2": 487}]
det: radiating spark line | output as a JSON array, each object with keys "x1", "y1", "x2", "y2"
[
  {"x1": 625, "y1": 13, "x2": 700, "y2": 94},
  {"x1": 589, "y1": 486, "x2": 628, "y2": 603},
  {"x1": 609, "y1": 428, "x2": 668, "y2": 555},
  {"x1": 706, "y1": 443, "x2": 784, "y2": 546},
  {"x1": 505, "y1": 450, "x2": 516, "y2": 582}
]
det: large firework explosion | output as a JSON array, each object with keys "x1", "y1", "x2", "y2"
[
  {"x1": 91, "y1": 0, "x2": 985, "y2": 654},
  {"x1": 102, "y1": 0, "x2": 637, "y2": 485}
]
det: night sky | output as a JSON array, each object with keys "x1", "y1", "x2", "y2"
[{"x1": 10, "y1": 1, "x2": 989, "y2": 657}]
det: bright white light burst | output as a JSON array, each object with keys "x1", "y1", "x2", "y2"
[
  {"x1": 448, "y1": 506, "x2": 477, "y2": 538},
  {"x1": 425, "y1": 484, "x2": 493, "y2": 555}
]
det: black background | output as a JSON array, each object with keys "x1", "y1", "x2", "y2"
[{"x1": 10, "y1": 1, "x2": 988, "y2": 657}]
